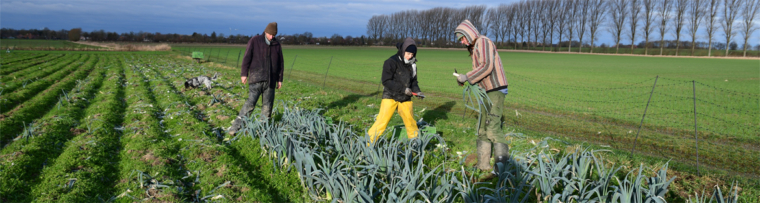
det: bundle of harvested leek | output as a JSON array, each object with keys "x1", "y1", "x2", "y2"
[{"x1": 455, "y1": 72, "x2": 492, "y2": 132}]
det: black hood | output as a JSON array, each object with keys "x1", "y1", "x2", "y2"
[{"x1": 395, "y1": 37, "x2": 417, "y2": 58}]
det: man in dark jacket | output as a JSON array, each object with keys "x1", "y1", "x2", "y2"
[
  {"x1": 367, "y1": 37, "x2": 425, "y2": 144},
  {"x1": 228, "y1": 22, "x2": 284, "y2": 135}
]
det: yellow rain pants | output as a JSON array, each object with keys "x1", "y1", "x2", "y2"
[{"x1": 367, "y1": 99, "x2": 419, "y2": 143}]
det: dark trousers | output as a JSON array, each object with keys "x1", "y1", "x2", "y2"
[{"x1": 230, "y1": 81, "x2": 275, "y2": 132}]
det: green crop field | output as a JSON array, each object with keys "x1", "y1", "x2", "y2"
[
  {"x1": 0, "y1": 39, "x2": 106, "y2": 50},
  {"x1": 0, "y1": 47, "x2": 758, "y2": 202},
  {"x1": 173, "y1": 44, "x2": 760, "y2": 172}
]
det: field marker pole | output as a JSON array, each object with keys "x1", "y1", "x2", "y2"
[
  {"x1": 236, "y1": 50, "x2": 242, "y2": 68},
  {"x1": 693, "y1": 80, "x2": 700, "y2": 176},
  {"x1": 216, "y1": 48, "x2": 222, "y2": 62},
  {"x1": 287, "y1": 55, "x2": 298, "y2": 80},
  {"x1": 322, "y1": 56, "x2": 333, "y2": 88},
  {"x1": 631, "y1": 75, "x2": 658, "y2": 158},
  {"x1": 224, "y1": 50, "x2": 230, "y2": 64}
]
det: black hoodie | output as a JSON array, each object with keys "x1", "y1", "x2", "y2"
[{"x1": 381, "y1": 37, "x2": 421, "y2": 102}]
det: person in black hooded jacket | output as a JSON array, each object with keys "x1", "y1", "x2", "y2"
[{"x1": 367, "y1": 37, "x2": 425, "y2": 144}]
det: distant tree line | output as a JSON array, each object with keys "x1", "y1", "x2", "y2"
[
  {"x1": 0, "y1": 28, "x2": 372, "y2": 46},
  {"x1": 367, "y1": 0, "x2": 760, "y2": 57}
]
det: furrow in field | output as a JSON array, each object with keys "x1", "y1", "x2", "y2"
[
  {"x1": 135, "y1": 56, "x2": 290, "y2": 202},
  {"x1": 0, "y1": 53, "x2": 48, "y2": 66},
  {"x1": 0, "y1": 54, "x2": 88, "y2": 114},
  {"x1": 30, "y1": 56, "x2": 126, "y2": 202},
  {"x1": 0, "y1": 58, "x2": 110, "y2": 202},
  {"x1": 0, "y1": 55, "x2": 98, "y2": 146},
  {"x1": 163, "y1": 57, "x2": 306, "y2": 201},
  {"x1": 109, "y1": 55, "x2": 191, "y2": 202},
  {"x1": 0, "y1": 54, "x2": 76, "y2": 93},
  {"x1": 0, "y1": 54, "x2": 66, "y2": 77}
]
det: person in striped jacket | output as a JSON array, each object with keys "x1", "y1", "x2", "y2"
[{"x1": 454, "y1": 19, "x2": 510, "y2": 175}]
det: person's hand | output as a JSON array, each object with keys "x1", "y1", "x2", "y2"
[
  {"x1": 404, "y1": 88, "x2": 413, "y2": 96},
  {"x1": 241, "y1": 76, "x2": 247, "y2": 84},
  {"x1": 453, "y1": 72, "x2": 466, "y2": 86},
  {"x1": 456, "y1": 74, "x2": 468, "y2": 84},
  {"x1": 277, "y1": 82, "x2": 282, "y2": 89}
]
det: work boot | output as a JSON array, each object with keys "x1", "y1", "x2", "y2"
[
  {"x1": 493, "y1": 143, "x2": 510, "y2": 174},
  {"x1": 476, "y1": 140, "x2": 492, "y2": 171}
]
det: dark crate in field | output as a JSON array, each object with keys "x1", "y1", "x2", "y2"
[{"x1": 192, "y1": 51, "x2": 204, "y2": 63}]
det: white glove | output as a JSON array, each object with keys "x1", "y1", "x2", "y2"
[
  {"x1": 454, "y1": 72, "x2": 467, "y2": 84},
  {"x1": 404, "y1": 88, "x2": 413, "y2": 96}
]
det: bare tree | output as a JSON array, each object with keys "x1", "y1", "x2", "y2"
[
  {"x1": 568, "y1": 0, "x2": 584, "y2": 52},
  {"x1": 505, "y1": 4, "x2": 517, "y2": 48},
  {"x1": 706, "y1": 0, "x2": 721, "y2": 56},
  {"x1": 542, "y1": 0, "x2": 557, "y2": 51},
  {"x1": 659, "y1": 0, "x2": 674, "y2": 55},
  {"x1": 559, "y1": 0, "x2": 575, "y2": 52},
  {"x1": 529, "y1": 1, "x2": 541, "y2": 49},
  {"x1": 589, "y1": 0, "x2": 608, "y2": 53},
  {"x1": 629, "y1": 0, "x2": 642, "y2": 54},
  {"x1": 523, "y1": 1, "x2": 533, "y2": 49},
  {"x1": 575, "y1": 0, "x2": 591, "y2": 52},
  {"x1": 535, "y1": 0, "x2": 545, "y2": 49},
  {"x1": 642, "y1": 0, "x2": 656, "y2": 55},
  {"x1": 722, "y1": 0, "x2": 742, "y2": 56},
  {"x1": 673, "y1": 0, "x2": 688, "y2": 56},
  {"x1": 740, "y1": 0, "x2": 759, "y2": 57},
  {"x1": 550, "y1": 0, "x2": 572, "y2": 50},
  {"x1": 366, "y1": 15, "x2": 388, "y2": 44},
  {"x1": 688, "y1": 0, "x2": 708, "y2": 55},
  {"x1": 487, "y1": 7, "x2": 501, "y2": 46},
  {"x1": 515, "y1": 3, "x2": 527, "y2": 49},
  {"x1": 610, "y1": 0, "x2": 629, "y2": 54}
]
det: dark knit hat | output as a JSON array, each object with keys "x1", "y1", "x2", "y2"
[
  {"x1": 405, "y1": 45, "x2": 417, "y2": 54},
  {"x1": 264, "y1": 22, "x2": 278, "y2": 36}
]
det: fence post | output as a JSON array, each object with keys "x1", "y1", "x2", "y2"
[
  {"x1": 375, "y1": 82, "x2": 382, "y2": 99},
  {"x1": 287, "y1": 55, "x2": 298, "y2": 80},
  {"x1": 216, "y1": 48, "x2": 222, "y2": 62},
  {"x1": 631, "y1": 75, "x2": 658, "y2": 158},
  {"x1": 237, "y1": 50, "x2": 242, "y2": 68},
  {"x1": 322, "y1": 56, "x2": 333, "y2": 88},
  {"x1": 224, "y1": 50, "x2": 230, "y2": 64},
  {"x1": 693, "y1": 80, "x2": 700, "y2": 176}
]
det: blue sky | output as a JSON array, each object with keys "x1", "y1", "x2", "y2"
[{"x1": 1, "y1": 0, "x2": 757, "y2": 47}]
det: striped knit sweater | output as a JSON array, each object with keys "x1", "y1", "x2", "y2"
[{"x1": 455, "y1": 20, "x2": 508, "y2": 92}]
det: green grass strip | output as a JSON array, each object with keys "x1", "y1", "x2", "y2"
[
  {"x1": 160, "y1": 57, "x2": 306, "y2": 201},
  {"x1": 0, "y1": 54, "x2": 65, "y2": 77},
  {"x1": 0, "y1": 60, "x2": 109, "y2": 202},
  {"x1": 110, "y1": 54, "x2": 191, "y2": 202},
  {"x1": 0, "y1": 54, "x2": 87, "y2": 114},
  {"x1": 0, "y1": 53, "x2": 48, "y2": 65},
  {"x1": 0, "y1": 54, "x2": 97, "y2": 145},
  {"x1": 30, "y1": 56, "x2": 126, "y2": 202},
  {"x1": 0, "y1": 54, "x2": 74, "y2": 91}
]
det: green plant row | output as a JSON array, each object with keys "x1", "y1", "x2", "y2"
[
  {"x1": 0, "y1": 54, "x2": 89, "y2": 114},
  {"x1": 0, "y1": 52, "x2": 48, "y2": 66},
  {"x1": 0, "y1": 58, "x2": 110, "y2": 202},
  {"x1": 106, "y1": 56, "x2": 285, "y2": 202},
  {"x1": 1, "y1": 53, "x2": 67, "y2": 78},
  {"x1": 31, "y1": 56, "x2": 125, "y2": 202},
  {"x1": 0, "y1": 54, "x2": 64, "y2": 76},
  {"x1": 0, "y1": 54, "x2": 97, "y2": 145},
  {"x1": 111, "y1": 55, "x2": 203, "y2": 202},
  {"x1": 160, "y1": 57, "x2": 306, "y2": 201},
  {"x1": 0, "y1": 54, "x2": 74, "y2": 92}
]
